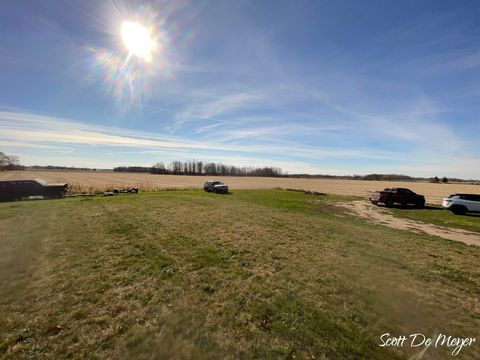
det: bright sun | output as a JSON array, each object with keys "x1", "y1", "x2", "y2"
[{"x1": 121, "y1": 21, "x2": 153, "y2": 61}]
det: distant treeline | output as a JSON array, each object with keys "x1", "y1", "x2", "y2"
[
  {"x1": 110, "y1": 164, "x2": 480, "y2": 182},
  {"x1": 2, "y1": 151, "x2": 477, "y2": 182},
  {"x1": 114, "y1": 161, "x2": 283, "y2": 177},
  {"x1": 0, "y1": 152, "x2": 25, "y2": 171},
  {"x1": 29, "y1": 165, "x2": 97, "y2": 171},
  {"x1": 286, "y1": 173, "x2": 415, "y2": 181},
  {"x1": 285, "y1": 173, "x2": 479, "y2": 183},
  {"x1": 0, "y1": 164, "x2": 25, "y2": 171},
  {"x1": 113, "y1": 166, "x2": 152, "y2": 173}
]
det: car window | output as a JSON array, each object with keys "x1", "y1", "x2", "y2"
[
  {"x1": 465, "y1": 195, "x2": 480, "y2": 201},
  {"x1": 35, "y1": 178, "x2": 48, "y2": 186}
]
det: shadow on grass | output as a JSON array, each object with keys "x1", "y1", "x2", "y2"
[
  {"x1": 380, "y1": 204, "x2": 443, "y2": 211},
  {"x1": 388, "y1": 204, "x2": 480, "y2": 217},
  {"x1": 463, "y1": 212, "x2": 480, "y2": 217}
]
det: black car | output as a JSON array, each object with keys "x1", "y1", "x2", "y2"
[
  {"x1": 203, "y1": 180, "x2": 229, "y2": 194},
  {"x1": 0, "y1": 178, "x2": 69, "y2": 201}
]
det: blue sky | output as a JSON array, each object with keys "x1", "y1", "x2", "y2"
[{"x1": 1, "y1": 0, "x2": 479, "y2": 177}]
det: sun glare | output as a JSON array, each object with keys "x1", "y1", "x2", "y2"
[{"x1": 121, "y1": 21, "x2": 153, "y2": 61}]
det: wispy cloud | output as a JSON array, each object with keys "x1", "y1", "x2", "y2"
[
  {"x1": 0, "y1": 109, "x2": 382, "y2": 162},
  {"x1": 2, "y1": 106, "x2": 478, "y2": 178}
]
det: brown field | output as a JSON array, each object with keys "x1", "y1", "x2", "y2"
[{"x1": 1, "y1": 170, "x2": 479, "y2": 204}]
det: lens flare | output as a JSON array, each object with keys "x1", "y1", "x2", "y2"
[
  {"x1": 80, "y1": 2, "x2": 194, "y2": 112},
  {"x1": 121, "y1": 21, "x2": 153, "y2": 61}
]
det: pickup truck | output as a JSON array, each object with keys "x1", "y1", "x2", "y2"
[
  {"x1": 367, "y1": 187, "x2": 425, "y2": 208},
  {"x1": 0, "y1": 178, "x2": 69, "y2": 201}
]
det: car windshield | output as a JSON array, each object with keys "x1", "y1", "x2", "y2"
[{"x1": 35, "y1": 178, "x2": 48, "y2": 186}]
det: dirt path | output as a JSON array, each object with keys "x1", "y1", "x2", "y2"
[{"x1": 333, "y1": 201, "x2": 480, "y2": 246}]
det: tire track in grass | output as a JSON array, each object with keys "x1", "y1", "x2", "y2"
[{"x1": 332, "y1": 201, "x2": 480, "y2": 246}]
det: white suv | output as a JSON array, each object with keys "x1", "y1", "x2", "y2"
[{"x1": 442, "y1": 194, "x2": 480, "y2": 215}]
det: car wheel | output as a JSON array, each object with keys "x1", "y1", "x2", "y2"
[
  {"x1": 415, "y1": 200, "x2": 425, "y2": 208},
  {"x1": 48, "y1": 192, "x2": 62, "y2": 199},
  {"x1": 385, "y1": 199, "x2": 394, "y2": 207},
  {"x1": 450, "y1": 205, "x2": 467, "y2": 215}
]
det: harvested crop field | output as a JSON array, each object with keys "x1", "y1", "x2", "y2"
[{"x1": 1, "y1": 170, "x2": 479, "y2": 204}]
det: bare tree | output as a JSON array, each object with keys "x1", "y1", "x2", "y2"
[
  {"x1": 0, "y1": 152, "x2": 8, "y2": 168},
  {"x1": 169, "y1": 161, "x2": 183, "y2": 175},
  {"x1": 8, "y1": 155, "x2": 19, "y2": 166},
  {"x1": 197, "y1": 161, "x2": 203, "y2": 175},
  {"x1": 0, "y1": 152, "x2": 21, "y2": 170},
  {"x1": 151, "y1": 162, "x2": 166, "y2": 174},
  {"x1": 204, "y1": 162, "x2": 216, "y2": 175}
]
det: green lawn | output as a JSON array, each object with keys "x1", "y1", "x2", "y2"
[
  {"x1": 0, "y1": 190, "x2": 479, "y2": 359},
  {"x1": 386, "y1": 205, "x2": 480, "y2": 233}
]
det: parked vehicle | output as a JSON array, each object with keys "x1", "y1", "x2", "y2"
[
  {"x1": 0, "y1": 178, "x2": 69, "y2": 201},
  {"x1": 203, "y1": 180, "x2": 229, "y2": 194},
  {"x1": 112, "y1": 187, "x2": 139, "y2": 194},
  {"x1": 442, "y1": 194, "x2": 480, "y2": 215},
  {"x1": 367, "y1": 188, "x2": 425, "y2": 208}
]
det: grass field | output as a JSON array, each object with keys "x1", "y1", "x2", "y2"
[
  {"x1": 1, "y1": 170, "x2": 480, "y2": 204},
  {"x1": 1, "y1": 190, "x2": 479, "y2": 359}
]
